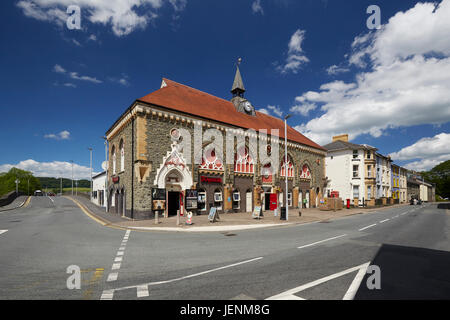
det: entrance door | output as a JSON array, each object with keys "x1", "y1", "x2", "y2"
[
  {"x1": 269, "y1": 193, "x2": 278, "y2": 211},
  {"x1": 168, "y1": 191, "x2": 180, "y2": 216},
  {"x1": 306, "y1": 192, "x2": 310, "y2": 208},
  {"x1": 264, "y1": 193, "x2": 271, "y2": 211},
  {"x1": 246, "y1": 192, "x2": 252, "y2": 212},
  {"x1": 299, "y1": 191, "x2": 303, "y2": 208}
]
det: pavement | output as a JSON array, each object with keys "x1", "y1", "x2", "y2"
[
  {"x1": 0, "y1": 196, "x2": 30, "y2": 212},
  {"x1": 66, "y1": 194, "x2": 409, "y2": 232},
  {"x1": 1, "y1": 196, "x2": 449, "y2": 301}
]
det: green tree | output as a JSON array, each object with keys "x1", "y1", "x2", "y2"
[
  {"x1": 0, "y1": 168, "x2": 42, "y2": 196},
  {"x1": 421, "y1": 160, "x2": 450, "y2": 199}
]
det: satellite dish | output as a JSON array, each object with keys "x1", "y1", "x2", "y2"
[{"x1": 101, "y1": 161, "x2": 108, "y2": 170}]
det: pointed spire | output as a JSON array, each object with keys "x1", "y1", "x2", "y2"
[{"x1": 231, "y1": 58, "x2": 245, "y2": 97}]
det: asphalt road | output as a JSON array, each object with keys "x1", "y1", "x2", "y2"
[{"x1": 0, "y1": 196, "x2": 449, "y2": 300}]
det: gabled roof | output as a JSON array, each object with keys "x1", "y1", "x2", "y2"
[
  {"x1": 323, "y1": 140, "x2": 377, "y2": 152},
  {"x1": 136, "y1": 78, "x2": 325, "y2": 151}
]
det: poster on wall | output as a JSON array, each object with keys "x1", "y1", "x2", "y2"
[
  {"x1": 185, "y1": 189, "x2": 198, "y2": 209},
  {"x1": 152, "y1": 188, "x2": 166, "y2": 200}
]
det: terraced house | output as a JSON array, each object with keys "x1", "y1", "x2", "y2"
[{"x1": 104, "y1": 67, "x2": 327, "y2": 220}]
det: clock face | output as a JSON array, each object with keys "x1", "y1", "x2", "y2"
[{"x1": 243, "y1": 101, "x2": 252, "y2": 112}]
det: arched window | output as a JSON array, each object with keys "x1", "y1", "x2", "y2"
[
  {"x1": 111, "y1": 145, "x2": 116, "y2": 174},
  {"x1": 119, "y1": 139, "x2": 125, "y2": 172},
  {"x1": 199, "y1": 148, "x2": 223, "y2": 171},
  {"x1": 300, "y1": 164, "x2": 311, "y2": 180},
  {"x1": 280, "y1": 155, "x2": 294, "y2": 178},
  {"x1": 234, "y1": 146, "x2": 254, "y2": 173}
]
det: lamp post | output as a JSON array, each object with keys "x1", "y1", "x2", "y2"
[
  {"x1": 88, "y1": 147, "x2": 93, "y2": 201},
  {"x1": 102, "y1": 136, "x2": 109, "y2": 212},
  {"x1": 284, "y1": 114, "x2": 292, "y2": 221}
]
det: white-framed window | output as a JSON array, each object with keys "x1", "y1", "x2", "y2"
[
  {"x1": 232, "y1": 192, "x2": 240, "y2": 209},
  {"x1": 280, "y1": 156, "x2": 294, "y2": 178},
  {"x1": 353, "y1": 165, "x2": 359, "y2": 178},
  {"x1": 367, "y1": 186, "x2": 372, "y2": 200},
  {"x1": 120, "y1": 139, "x2": 125, "y2": 172},
  {"x1": 353, "y1": 150, "x2": 358, "y2": 159},
  {"x1": 199, "y1": 148, "x2": 224, "y2": 171},
  {"x1": 214, "y1": 190, "x2": 223, "y2": 210},
  {"x1": 353, "y1": 185, "x2": 359, "y2": 199},
  {"x1": 287, "y1": 192, "x2": 292, "y2": 206},
  {"x1": 367, "y1": 165, "x2": 372, "y2": 178}
]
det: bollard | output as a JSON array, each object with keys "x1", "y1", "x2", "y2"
[{"x1": 155, "y1": 211, "x2": 159, "y2": 225}]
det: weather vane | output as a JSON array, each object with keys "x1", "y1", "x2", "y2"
[{"x1": 236, "y1": 57, "x2": 242, "y2": 66}]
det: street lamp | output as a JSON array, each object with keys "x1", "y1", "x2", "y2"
[
  {"x1": 284, "y1": 114, "x2": 292, "y2": 221},
  {"x1": 102, "y1": 136, "x2": 109, "y2": 213}
]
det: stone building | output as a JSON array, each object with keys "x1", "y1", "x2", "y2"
[{"x1": 104, "y1": 67, "x2": 326, "y2": 219}]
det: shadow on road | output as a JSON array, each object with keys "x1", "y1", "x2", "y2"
[
  {"x1": 355, "y1": 244, "x2": 450, "y2": 299},
  {"x1": 437, "y1": 203, "x2": 450, "y2": 210}
]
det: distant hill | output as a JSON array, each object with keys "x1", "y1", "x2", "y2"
[{"x1": 421, "y1": 160, "x2": 450, "y2": 199}]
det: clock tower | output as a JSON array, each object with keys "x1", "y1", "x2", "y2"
[{"x1": 231, "y1": 60, "x2": 256, "y2": 116}]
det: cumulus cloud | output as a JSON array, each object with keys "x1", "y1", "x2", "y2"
[
  {"x1": 257, "y1": 105, "x2": 283, "y2": 118},
  {"x1": 326, "y1": 64, "x2": 350, "y2": 75},
  {"x1": 290, "y1": 103, "x2": 316, "y2": 117},
  {"x1": 0, "y1": 159, "x2": 97, "y2": 180},
  {"x1": 389, "y1": 133, "x2": 450, "y2": 171},
  {"x1": 16, "y1": 0, "x2": 188, "y2": 37},
  {"x1": 44, "y1": 130, "x2": 71, "y2": 140},
  {"x1": 252, "y1": 0, "x2": 264, "y2": 15},
  {"x1": 276, "y1": 29, "x2": 309, "y2": 74},
  {"x1": 294, "y1": 0, "x2": 450, "y2": 145}
]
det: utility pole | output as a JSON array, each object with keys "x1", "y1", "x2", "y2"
[
  {"x1": 71, "y1": 160, "x2": 74, "y2": 196},
  {"x1": 15, "y1": 179, "x2": 20, "y2": 195},
  {"x1": 88, "y1": 147, "x2": 93, "y2": 201},
  {"x1": 284, "y1": 114, "x2": 292, "y2": 221}
]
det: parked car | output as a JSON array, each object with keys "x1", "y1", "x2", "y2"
[{"x1": 34, "y1": 190, "x2": 43, "y2": 196}]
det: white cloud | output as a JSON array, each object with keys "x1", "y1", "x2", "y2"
[
  {"x1": 0, "y1": 159, "x2": 97, "y2": 180},
  {"x1": 16, "y1": 0, "x2": 188, "y2": 37},
  {"x1": 326, "y1": 64, "x2": 350, "y2": 75},
  {"x1": 257, "y1": 105, "x2": 283, "y2": 118},
  {"x1": 252, "y1": 0, "x2": 264, "y2": 15},
  {"x1": 44, "y1": 130, "x2": 71, "y2": 140},
  {"x1": 88, "y1": 34, "x2": 97, "y2": 42},
  {"x1": 389, "y1": 133, "x2": 450, "y2": 171},
  {"x1": 108, "y1": 74, "x2": 130, "y2": 86},
  {"x1": 276, "y1": 29, "x2": 309, "y2": 74},
  {"x1": 63, "y1": 83, "x2": 76, "y2": 88},
  {"x1": 72, "y1": 39, "x2": 82, "y2": 46},
  {"x1": 53, "y1": 64, "x2": 102, "y2": 84},
  {"x1": 294, "y1": 0, "x2": 450, "y2": 145},
  {"x1": 290, "y1": 103, "x2": 316, "y2": 116}
]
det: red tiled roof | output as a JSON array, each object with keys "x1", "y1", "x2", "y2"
[{"x1": 136, "y1": 78, "x2": 325, "y2": 151}]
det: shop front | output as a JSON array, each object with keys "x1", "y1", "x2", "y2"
[{"x1": 196, "y1": 174, "x2": 224, "y2": 214}]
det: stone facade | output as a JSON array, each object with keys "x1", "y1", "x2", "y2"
[{"x1": 105, "y1": 103, "x2": 326, "y2": 220}]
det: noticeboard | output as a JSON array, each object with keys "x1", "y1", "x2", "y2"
[
  {"x1": 208, "y1": 207, "x2": 218, "y2": 222},
  {"x1": 152, "y1": 188, "x2": 166, "y2": 200},
  {"x1": 252, "y1": 206, "x2": 262, "y2": 219}
]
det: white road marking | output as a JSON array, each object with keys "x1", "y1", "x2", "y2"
[
  {"x1": 358, "y1": 224, "x2": 377, "y2": 231},
  {"x1": 112, "y1": 263, "x2": 121, "y2": 270},
  {"x1": 379, "y1": 219, "x2": 390, "y2": 223},
  {"x1": 117, "y1": 251, "x2": 124, "y2": 256},
  {"x1": 101, "y1": 256, "x2": 263, "y2": 300},
  {"x1": 342, "y1": 263, "x2": 371, "y2": 300},
  {"x1": 100, "y1": 290, "x2": 114, "y2": 300},
  {"x1": 114, "y1": 257, "x2": 123, "y2": 262},
  {"x1": 266, "y1": 262, "x2": 371, "y2": 300},
  {"x1": 107, "y1": 273, "x2": 118, "y2": 282},
  {"x1": 297, "y1": 234, "x2": 347, "y2": 249},
  {"x1": 47, "y1": 196, "x2": 54, "y2": 203},
  {"x1": 0, "y1": 230, "x2": 8, "y2": 235},
  {"x1": 137, "y1": 285, "x2": 149, "y2": 298}
]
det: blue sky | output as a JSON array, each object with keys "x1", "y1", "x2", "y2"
[{"x1": 0, "y1": 0, "x2": 449, "y2": 178}]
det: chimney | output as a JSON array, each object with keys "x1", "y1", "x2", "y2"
[{"x1": 332, "y1": 134, "x2": 349, "y2": 142}]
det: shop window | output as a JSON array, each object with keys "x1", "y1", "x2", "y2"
[
  {"x1": 197, "y1": 190, "x2": 207, "y2": 211},
  {"x1": 300, "y1": 164, "x2": 311, "y2": 180},
  {"x1": 232, "y1": 191, "x2": 240, "y2": 209},
  {"x1": 280, "y1": 156, "x2": 294, "y2": 178},
  {"x1": 199, "y1": 148, "x2": 223, "y2": 171},
  {"x1": 214, "y1": 189, "x2": 223, "y2": 210},
  {"x1": 287, "y1": 192, "x2": 292, "y2": 206},
  {"x1": 353, "y1": 186, "x2": 359, "y2": 199},
  {"x1": 234, "y1": 146, "x2": 254, "y2": 173},
  {"x1": 111, "y1": 145, "x2": 116, "y2": 175}
]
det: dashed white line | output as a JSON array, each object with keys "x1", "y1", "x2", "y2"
[
  {"x1": 0, "y1": 230, "x2": 8, "y2": 235},
  {"x1": 358, "y1": 224, "x2": 377, "y2": 231},
  {"x1": 114, "y1": 257, "x2": 123, "y2": 262},
  {"x1": 137, "y1": 285, "x2": 149, "y2": 298},
  {"x1": 112, "y1": 263, "x2": 121, "y2": 270},
  {"x1": 107, "y1": 273, "x2": 118, "y2": 282},
  {"x1": 379, "y1": 219, "x2": 390, "y2": 223},
  {"x1": 105, "y1": 230, "x2": 131, "y2": 283},
  {"x1": 297, "y1": 234, "x2": 347, "y2": 249}
]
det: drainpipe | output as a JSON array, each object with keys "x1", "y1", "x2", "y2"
[{"x1": 131, "y1": 113, "x2": 135, "y2": 219}]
